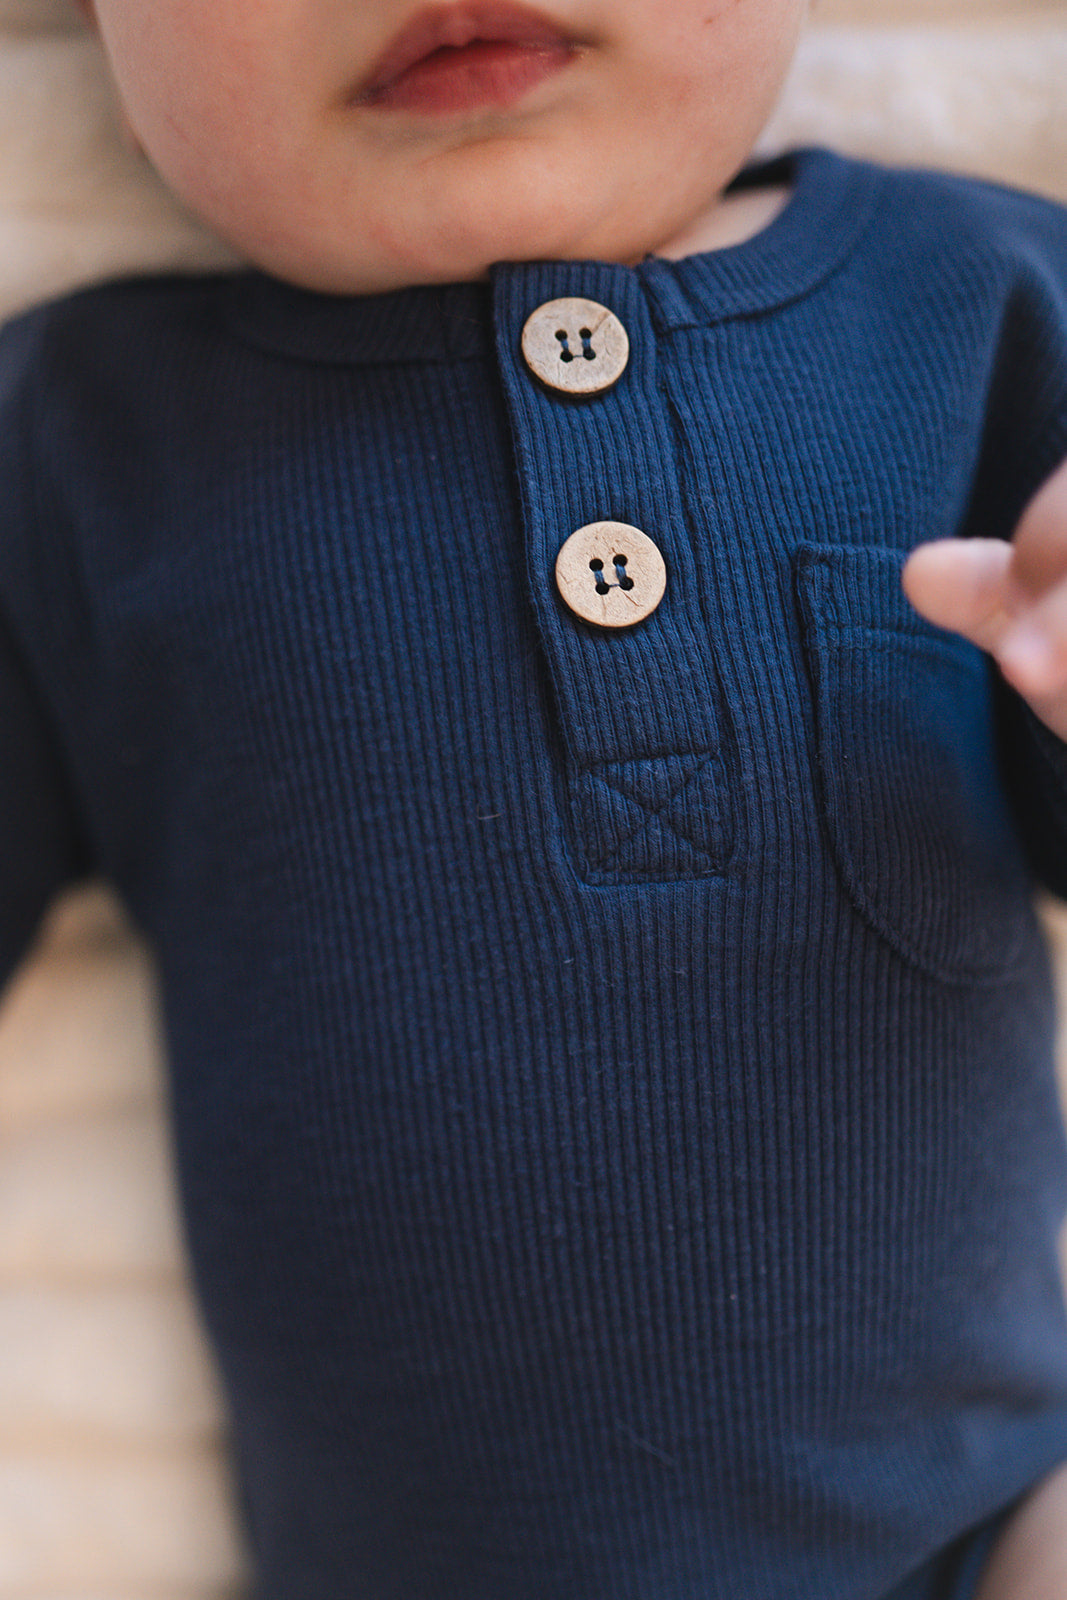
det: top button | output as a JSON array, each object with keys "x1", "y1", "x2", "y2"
[{"x1": 521, "y1": 298, "x2": 630, "y2": 396}]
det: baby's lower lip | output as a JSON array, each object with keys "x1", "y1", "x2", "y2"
[{"x1": 359, "y1": 38, "x2": 575, "y2": 115}]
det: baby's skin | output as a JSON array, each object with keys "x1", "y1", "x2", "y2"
[{"x1": 74, "y1": 0, "x2": 1067, "y2": 1589}]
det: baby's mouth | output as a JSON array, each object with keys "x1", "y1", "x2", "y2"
[{"x1": 353, "y1": 2, "x2": 580, "y2": 115}]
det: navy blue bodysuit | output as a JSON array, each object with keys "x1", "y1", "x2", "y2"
[{"x1": 3, "y1": 150, "x2": 1067, "y2": 1598}]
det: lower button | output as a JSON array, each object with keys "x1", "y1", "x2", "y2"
[{"x1": 555, "y1": 522, "x2": 667, "y2": 629}]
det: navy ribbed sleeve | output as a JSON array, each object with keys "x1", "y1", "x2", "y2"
[
  {"x1": 961, "y1": 181, "x2": 1067, "y2": 538},
  {"x1": 953, "y1": 182, "x2": 1067, "y2": 892},
  {"x1": 0, "y1": 320, "x2": 90, "y2": 989}
]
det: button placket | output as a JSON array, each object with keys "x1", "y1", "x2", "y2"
[{"x1": 493, "y1": 263, "x2": 732, "y2": 881}]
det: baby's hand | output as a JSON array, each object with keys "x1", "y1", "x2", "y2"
[{"x1": 903, "y1": 457, "x2": 1067, "y2": 742}]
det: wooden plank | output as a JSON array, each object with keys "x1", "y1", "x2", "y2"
[{"x1": 816, "y1": 0, "x2": 1067, "y2": 21}]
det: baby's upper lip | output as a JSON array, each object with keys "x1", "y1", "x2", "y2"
[{"x1": 355, "y1": 2, "x2": 576, "y2": 102}]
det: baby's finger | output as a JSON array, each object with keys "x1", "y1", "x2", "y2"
[
  {"x1": 995, "y1": 575, "x2": 1067, "y2": 704},
  {"x1": 901, "y1": 538, "x2": 1015, "y2": 654}
]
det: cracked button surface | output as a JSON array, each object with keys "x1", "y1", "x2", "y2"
[
  {"x1": 555, "y1": 521, "x2": 666, "y2": 629},
  {"x1": 521, "y1": 298, "x2": 630, "y2": 396}
]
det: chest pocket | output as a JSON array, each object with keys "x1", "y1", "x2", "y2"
[{"x1": 794, "y1": 543, "x2": 1033, "y2": 984}]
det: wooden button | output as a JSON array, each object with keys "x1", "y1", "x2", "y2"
[
  {"x1": 555, "y1": 522, "x2": 666, "y2": 628},
  {"x1": 521, "y1": 298, "x2": 630, "y2": 396}
]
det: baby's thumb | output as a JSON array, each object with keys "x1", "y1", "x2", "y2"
[{"x1": 901, "y1": 538, "x2": 1015, "y2": 655}]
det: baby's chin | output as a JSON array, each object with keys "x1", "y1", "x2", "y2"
[
  {"x1": 230, "y1": 223, "x2": 665, "y2": 297},
  {"x1": 209, "y1": 178, "x2": 706, "y2": 296}
]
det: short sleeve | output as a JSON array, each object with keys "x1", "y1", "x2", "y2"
[
  {"x1": 953, "y1": 186, "x2": 1067, "y2": 886},
  {"x1": 961, "y1": 187, "x2": 1067, "y2": 543},
  {"x1": 0, "y1": 315, "x2": 91, "y2": 993}
]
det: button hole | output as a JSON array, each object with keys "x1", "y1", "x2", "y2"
[
  {"x1": 589, "y1": 557, "x2": 610, "y2": 595},
  {"x1": 579, "y1": 327, "x2": 596, "y2": 361},
  {"x1": 614, "y1": 554, "x2": 635, "y2": 591},
  {"x1": 555, "y1": 329, "x2": 575, "y2": 364}
]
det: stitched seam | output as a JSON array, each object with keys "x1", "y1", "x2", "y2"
[{"x1": 582, "y1": 753, "x2": 716, "y2": 869}]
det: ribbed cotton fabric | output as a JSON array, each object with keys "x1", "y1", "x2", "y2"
[{"x1": 3, "y1": 149, "x2": 1067, "y2": 1599}]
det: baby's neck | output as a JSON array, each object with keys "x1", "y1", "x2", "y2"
[{"x1": 653, "y1": 184, "x2": 792, "y2": 262}]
